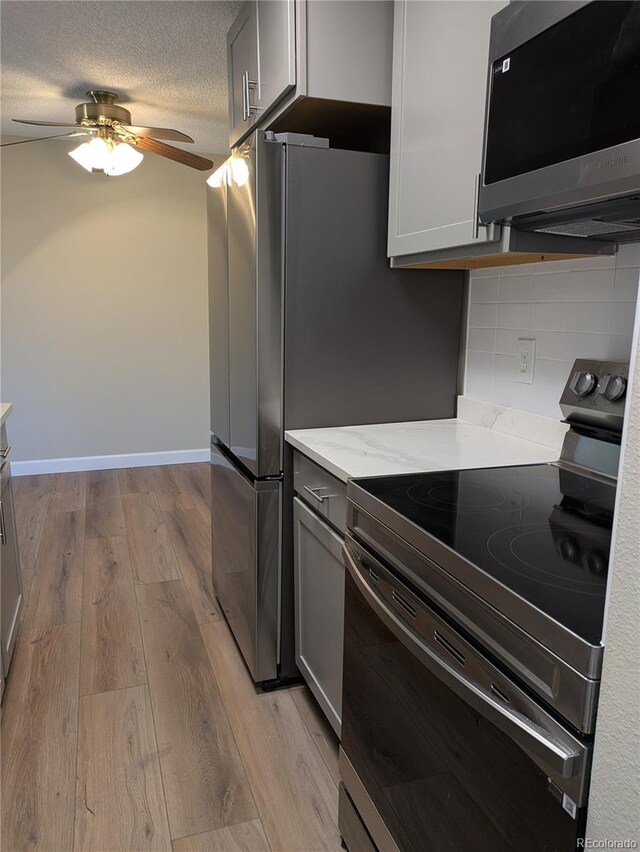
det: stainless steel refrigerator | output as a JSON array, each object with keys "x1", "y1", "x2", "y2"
[{"x1": 208, "y1": 131, "x2": 464, "y2": 687}]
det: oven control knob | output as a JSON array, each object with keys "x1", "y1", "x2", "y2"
[
  {"x1": 586, "y1": 551, "x2": 607, "y2": 577},
  {"x1": 602, "y1": 375, "x2": 627, "y2": 403},
  {"x1": 559, "y1": 537, "x2": 579, "y2": 562},
  {"x1": 575, "y1": 371, "x2": 598, "y2": 397}
]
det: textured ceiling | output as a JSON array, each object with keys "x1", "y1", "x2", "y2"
[{"x1": 0, "y1": 0, "x2": 240, "y2": 155}]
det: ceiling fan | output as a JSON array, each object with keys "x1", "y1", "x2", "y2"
[{"x1": 2, "y1": 90, "x2": 213, "y2": 175}]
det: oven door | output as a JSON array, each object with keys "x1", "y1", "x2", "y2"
[{"x1": 340, "y1": 535, "x2": 590, "y2": 852}]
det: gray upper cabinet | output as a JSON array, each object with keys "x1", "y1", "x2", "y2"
[
  {"x1": 229, "y1": 1, "x2": 296, "y2": 149},
  {"x1": 228, "y1": 1, "x2": 393, "y2": 150},
  {"x1": 255, "y1": 1, "x2": 296, "y2": 118},
  {"x1": 228, "y1": 3, "x2": 260, "y2": 148},
  {"x1": 388, "y1": 0, "x2": 507, "y2": 261}
]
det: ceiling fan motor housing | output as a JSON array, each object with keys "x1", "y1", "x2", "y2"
[{"x1": 75, "y1": 91, "x2": 131, "y2": 126}]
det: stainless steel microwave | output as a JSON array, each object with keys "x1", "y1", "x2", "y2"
[{"x1": 479, "y1": 1, "x2": 640, "y2": 243}]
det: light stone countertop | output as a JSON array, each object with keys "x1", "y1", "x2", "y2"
[
  {"x1": 285, "y1": 411, "x2": 560, "y2": 483},
  {"x1": 0, "y1": 403, "x2": 13, "y2": 428}
]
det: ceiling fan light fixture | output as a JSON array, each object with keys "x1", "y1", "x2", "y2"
[
  {"x1": 206, "y1": 155, "x2": 250, "y2": 189},
  {"x1": 230, "y1": 156, "x2": 249, "y2": 187},
  {"x1": 104, "y1": 142, "x2": 143, "y2": 176},
  {"x1": 68, "y1": 137, "x2": 143, "y2": 176},
  {"x1": 68, "y1": 136, "x2": 109, "y2": 172},
  {"x1": 206, "y1": 162, "x2": 228, "y2": 188}
]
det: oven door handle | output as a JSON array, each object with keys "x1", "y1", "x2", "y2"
[{"x1": 343, "y1": 542, "x2": 584, "y2": 780}]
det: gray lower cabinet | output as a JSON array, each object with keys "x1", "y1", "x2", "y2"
[
  {"x1": 293, "y1": 495, "x2": 345, "y2": 736},
  {"x1": 1, "y1": 459, "x2": 22, "y2": 686}
]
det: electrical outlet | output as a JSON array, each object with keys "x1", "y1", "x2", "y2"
[{"x1": 515, "y1": 337, "x2": 536, "y2": 384}]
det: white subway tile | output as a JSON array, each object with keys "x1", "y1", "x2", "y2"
[
  {"x1": 529, "y1": 302, "x2": 568, "y2": 332},
  {"x1": 464, "y1": 249, "x2": 638, "y2": 418},
  {"x1": 530, "y1": 272, "x2": 572, "y2": 302},
  {"x1": 498, "y1": 264, "x2": 535, "y2": 277},
  {"x1": 616, "y1": 243, "x2": 640, "y2": 269},
  {"x1": 533, "y1": 331, "x2": 566, "y2": 360},
  {"x1": 495, "y1": 328, "x2": 528, "y2": 356},
  {"x1": 467, "y1": 327, "x2": 497, "y2": 353},
  {"x1": 613, "y1": 266, "x2": 640, "y2": 302},
  {"x1": 567, "y1": 269, "x2": 615, "y2": 302},
  {"x1": 608, "y1": 336, "x2": 634, "y2": 361},
  {"x1": 492, "y1": 379, "x2": 526, "y2": 409},
  {"x1": 566, "y1": 302, "x2": 612, "y2": 334},
  {"x1": 530, "y1": 259, "x2": 574, "y2": 274},
  {"x1": 493, "y1": 352, "x2": 516, "y2": 380},
  {"x1": 534, "y1": 358, "x2": 573, "y2": 389},
  {"x1": 465, "y1": 351, "x2": 495, "y2": 400},
  {"x1": 523, "y1": 384, "x2": 563, "y2": 419},
  {"x1": 469, "y1": 302, "x2": 498, "y2": 328},
  {"x1": 571, "y1": 254, "x2": 616, "y2": 271},
  {"x1": 611, "y1": 302, "x2": 637, "y2": 337},
  {"x1": 470, "y1": 277, "x2": 500, "y2": 303},
  {"x1": 497, "y1": 302, "x2": 530, "y2": 329},
  {"x1": 499, "y1": 275, "x2": 532, "y2": 303},
  {"x1": 564, "y1": 332, "x2": 611, "y2": 361},
  {"x1": 471, "y1": 266, "x2": 502, "y2": 279},
  {"x1": 491, "y1": 354, "x2": 525, "y2": 408}
]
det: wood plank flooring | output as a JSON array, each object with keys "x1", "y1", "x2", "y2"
[{"x1": 1, "y1": 464, "x2": 341, "y2": 852}]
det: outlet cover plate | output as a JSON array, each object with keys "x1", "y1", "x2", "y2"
[{"x1": 516, "y1": 337, "x2": 536, "y2": 384}]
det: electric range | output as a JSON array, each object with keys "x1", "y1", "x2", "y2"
[{"x1": 338, "y1": 359, "x2": 629, "y2": 852}]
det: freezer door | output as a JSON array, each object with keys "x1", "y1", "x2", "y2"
[
  {"x1": 227, "y1": 132, "x2": 283, "y2": 477},
  {"x1": 211, "y1": 442, "x2": 280, "y2": 682}
]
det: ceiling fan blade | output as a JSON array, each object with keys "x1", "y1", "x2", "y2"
[
  {"x1": 120, "y1": 125, "x2": 194, "y2": 143},
  {"x1": 134, "y1": 137, "x2": 213, "y2": 171},
  {"x1": 1, "y1": 131, "x2": 91, "y2": 147},
  {"x1": 12, "y1": 119, "x2": 81, "y2": 128}
]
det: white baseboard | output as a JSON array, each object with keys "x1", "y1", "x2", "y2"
[{"x1": 11, "y1": 448, "x2": 210, "y2": 477}]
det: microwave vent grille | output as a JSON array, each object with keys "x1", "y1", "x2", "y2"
[{"x1": 533, "y1": 219, "x2": 640, "y2": 241}]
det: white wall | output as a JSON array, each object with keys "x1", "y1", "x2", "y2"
[
  {"x1": 463, "y1": 249, "x2": 640, "y2": 838},
  {"x1": 465, "y1": 246, "x2": 640, "y2": 417},
  {"x1": 587, "y1": 312, "x2": 640, "y2": 843},
  {"x1": 1, "y1": 137, "x2": 220, "y2": 465}
]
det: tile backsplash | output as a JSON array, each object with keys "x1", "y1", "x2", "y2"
[{"x1": 464, "y1": 243, "x2": 640, "y2": 419}]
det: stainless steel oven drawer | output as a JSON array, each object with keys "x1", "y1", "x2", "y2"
[{"x1": 293, "y1": 450, "x2": 347, "y2": 534}]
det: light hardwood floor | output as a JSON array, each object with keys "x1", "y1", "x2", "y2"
[{"x1": 2, "y1": 464, "x2": 341, "y2": 852}]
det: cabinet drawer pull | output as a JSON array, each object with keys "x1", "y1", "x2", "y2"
[
  {"x1": 0, "y1": 500, "x2": 6, "y2": 545},
  {"x1": 0, "y1": 445, "x2": 10, "y2": 458},
  {"x1": 303, "y1": 485, "x2": 336, "y2": 504}
]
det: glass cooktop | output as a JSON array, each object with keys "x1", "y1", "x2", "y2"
[{"x1": 353, "y1": 464, "x2": 615, "y2": 645}]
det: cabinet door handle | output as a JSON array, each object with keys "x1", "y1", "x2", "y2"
[
  {"x1": 0, "y1": 500, "x2": 6, "y2": 545},
  {"x1": 0, "y1": 445, "x2": 10, "y2": 458},
  {"x1": 241, "y1": 71, "x2": 248, "y2": 121},
  {"x1": 246, "y1": 77, "x2": 262, "y2": 115},
  {"x1": 473, "y1": 172, "x2": 481, "y2": 240}
]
